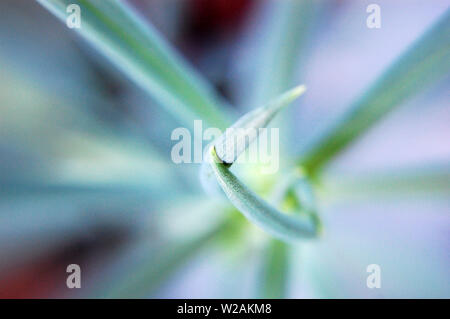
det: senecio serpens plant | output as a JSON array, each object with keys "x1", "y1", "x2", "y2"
[{"x1": 37, "y1": 0, "x2": 450, "y2": 297}]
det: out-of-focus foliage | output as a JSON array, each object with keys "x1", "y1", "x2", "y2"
[{"x1": 0, "y1": 0, "x2": 448, "y2": 298}]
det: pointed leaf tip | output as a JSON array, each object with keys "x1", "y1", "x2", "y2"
[{"x1": 214, "y1": 85, "x2": 306, "y2": 164}]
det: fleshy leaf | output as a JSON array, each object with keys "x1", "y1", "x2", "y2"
[
  {"x1": 201, "y1": 85, "x2": 305, "y2": 195},
  {"x1": 209, "y1": 147, "x2": 319, "y2": 242},
  {"x1": 214, "y1": 85, "x2": 306, "y2": 164}
]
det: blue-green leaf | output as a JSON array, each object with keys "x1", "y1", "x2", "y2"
[
  {"x1": 299, "y1": 10, "x2": 450, "y2": 174},
  {"x1": 259, "y1": 239, "x2": 290, "y2": 298},
  {"x1": 321, "y1": 164, "x2": 450, "y2": 202},
  {"x1": 36, "y1": 0, "x2": 229, "y2": 128},
  {"x1": 209, "y1": 147, "x2": 319, "y2": 242},
  {"x1": 200, "y1": 85, "x2": 306, "y2": 195},
  {"x1": 214, "y1": 85, "x2": 306, "y2": 164},
  {"x1": 95, "y1": 217, "x2": 232, "y2": 298}
]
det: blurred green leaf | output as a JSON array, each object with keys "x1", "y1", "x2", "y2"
[
  {"x1": 0, "y1": 63, "x2": 182, "y2": 192},
  {"x1": 37, "y1": 0, "x2": 229, "y2": 128},
  {"x1": 247, "y1": 0, "x2": 321, "y2": 107},
  {"x1": 259, "y1": 171, "x2": 322, "y2": 297},
  {"x1": 321, "y1": 164, "x2": 450, "y2": 202},
  {"x1": 98, "y1": 218, "x2": 232, "y2": 298},
  {"x1": 299, "y1": 10, "x2": 450, "y2": 175},
  {"x1": 259, "y1": 239, "x2": 290, "y2": 299}
]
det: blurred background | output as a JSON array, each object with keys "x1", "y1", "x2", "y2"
[{"x1": 0, "y1": 0, "x2": 449, "y2": 298}]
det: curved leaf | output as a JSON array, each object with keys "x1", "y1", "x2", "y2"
[
  {"x1": 209, "y1": 147, "x2": 319, "y2": 242},
  {"x1": 200, "y1": 85, "x2": 306, "y2": 195},
  {"x1": 214, "y1": 85, "x2": 306, "y2": 164}
]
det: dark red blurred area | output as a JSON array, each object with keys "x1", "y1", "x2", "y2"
[
  {"x1": 0, "y1": 225, "x2": 129, "y2": 298},
  {"x1": 184, "y1": 0, "x2": 254, "y2": 43},
  {"x1": 180, "y1": 0, "x2": 255, "y2": 103}
]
